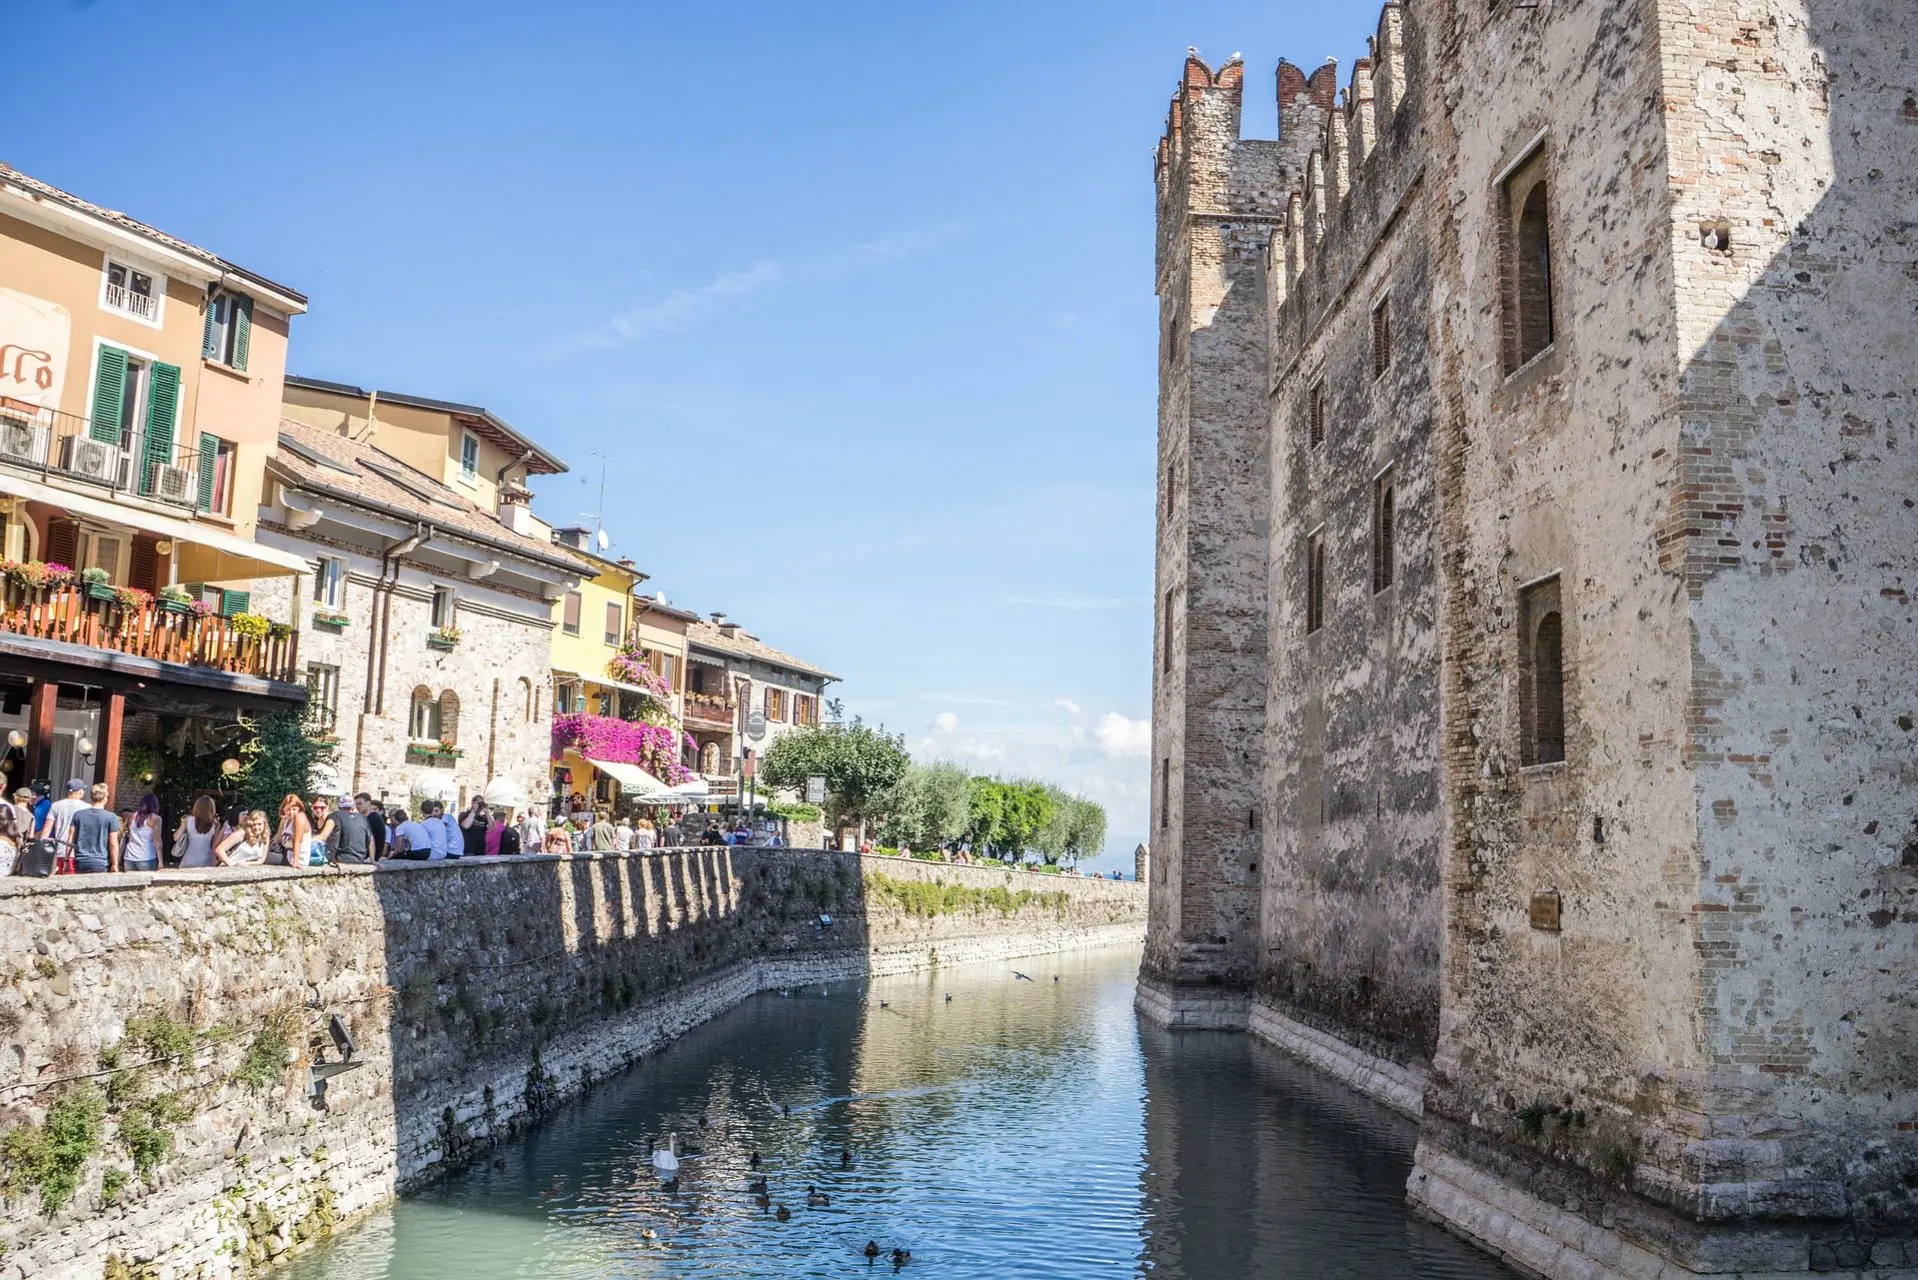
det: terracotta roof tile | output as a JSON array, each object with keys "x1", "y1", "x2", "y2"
[
  {"x1": 684, "y1": 618, "x2": 838, "y2": 682},
  {"x1": 0, "y1": 164, "x2": 306, "y2": 306},
  {"x1": 268, "y1": 419, "x2": 591, "y2": 575}
]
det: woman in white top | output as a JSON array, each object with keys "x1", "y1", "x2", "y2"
[
  {"x1": 175, "y1": 796, "x2": 220, "y2": 868},
  {"x1": 0, "y1": 805, "x2": 20, "y2": 876},
  {"x1": 216, "y1": 810, "x2": 271, "y2": 867},
  {"x1": 122, "y1": 794, "x2": 162, "y2": 872}
]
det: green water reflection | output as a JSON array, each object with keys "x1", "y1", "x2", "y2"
[{"x1": 284, "y1": 945, "x2": 1506, "y2": 1278}]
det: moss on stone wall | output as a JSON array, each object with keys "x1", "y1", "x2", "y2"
[{"x1": 863, "y1": 871, "x2": 1069, "y2": 920}]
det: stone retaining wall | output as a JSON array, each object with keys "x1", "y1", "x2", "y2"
[{"x1": 0, "y1": 850, "x2": 1142, "y2": 1279}]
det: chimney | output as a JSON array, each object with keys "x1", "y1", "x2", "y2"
[
  {"x1": 710, "y1": 612, "x2": 727, "y2": 626},
  {"x1": 496, "y1": 481, "x2": 535, "y2": 535},
  {"x1": 553, "y1": 526, "x2": 591, "y2": 551}
]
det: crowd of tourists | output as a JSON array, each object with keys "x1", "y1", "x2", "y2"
[{"x1": 0, "y1": 779, "x2": 793, "y2": 878}]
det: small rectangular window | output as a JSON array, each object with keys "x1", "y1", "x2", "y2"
[
  {"x1": 1306, "y1": 532, "x2": 1326, "y2": 634},
  {"x1": 1308, "y1": 381, "x2": 1325, "y2": 449},
  {"x1": 312, "y1": 557, "x2": 345, "y2": 609},
  {"x1": 1371, "y1": 297, "x2": 1393, "y2": 378},
  {"x1": 102, "y1": 259, "x2": 161, "y2": 324},
  {"x1": 1501, "y1": 149, "x2": 1555, "y2": 373},
  {"x1": 561, "y1": 590, "x2": 582, "y2": 636},
  {"x1": 1159, "y1": 758, "x2": 1170, "y2": 830},
  {"x1": 1162, "y1": 588, "x2": 1176, "y2": 673},
  {"x1": 431, "y1": 585, "x2": 456, "y2": 629},
  {"x1": 202, "y1": 290, "x2": 252, "y2": 370},
  {"x1": 603, "y1": 600, "x2": 623, "y2": 646},
  {"x1": 1371, "y1": 469, "x2": 1396, "y2": 593},
  {"x1": 306, "y1": 664, "x2": 340, "y2": 732},
  {"x1": 459, "y1": 432, "x2": 480, "y2": 484}
]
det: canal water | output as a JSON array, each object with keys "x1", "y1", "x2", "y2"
[{"x1": 284, "y1": 945, "x2": 1508, "y2": 1278}]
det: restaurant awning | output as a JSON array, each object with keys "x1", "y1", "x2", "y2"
[
  {"x1": 0, "y1": 471, "x2": 309, "y2": 577},
  {"x1": 552, "y1": 669, "x2": 659, "y2": 699},
  {"x1": 585, "y1": 758, "x2": 677, "y2": 800}
]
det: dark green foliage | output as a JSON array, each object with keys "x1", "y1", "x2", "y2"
[
  {"x1": 2, "y1": 1086, "x2": 106, "y2": 1213},
  {"x1": 759, "y1": 720, "x2": 909, "y2": 826},
  {"x1": 234, "y1": 1028, "x2": 290, "y2": 1090},
  {"x1": 237, "y1": 712, "x2": 340, "y2": 812}
]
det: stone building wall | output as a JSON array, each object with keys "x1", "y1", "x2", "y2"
[
  {"x1": 249, "y1": 530, "x2": 554, "y2": 813},
  {"x1": 1260, "y1": 14, "x2": 1442, "y2": 1072},
  {"x1": 0, "y1": 852, "x2": 1143, "y2": 1279}
]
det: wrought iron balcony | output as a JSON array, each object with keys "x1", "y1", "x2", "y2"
[{"x1": 0, "y1": 406, "x2": 203, "y2": 509}]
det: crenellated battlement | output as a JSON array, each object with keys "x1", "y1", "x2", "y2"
[{"x1": 1264, "y1": 3, "x2": 1420, "y2": 338}]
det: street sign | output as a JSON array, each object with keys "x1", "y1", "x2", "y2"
[
  {"x1": 805, "y1": 775, "x2": 827, "y2": 805},
  {"x1": 746, "y1": 710, "x2": 767, "y2": 740}
]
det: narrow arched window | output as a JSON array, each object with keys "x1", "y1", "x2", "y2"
[
  {"x1": 1372, "y1": 468, "x2": 1396, "y2": 593},
  {"x1": 1519, "y1": 576, "x2": 1566, "y2": 765},
  {"x1": 518, "y1": 676, "x2": 534, "y2": 723},
  {"x1": 409, "y1": 686, "x2": 439, "y2": 741},
  {"x1": 700, "y1": 742, "x2": 720, "y2": 775},
  {"x1": 1502, "y1": 150, "x2": 1555, "y2": 373}
]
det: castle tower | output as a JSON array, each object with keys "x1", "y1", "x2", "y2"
[
  {"x1": 1140, "y1": 55, "x2": 1298, "y2": 1027},
  {"x1": 1407, "y1": 0, "x2": 1918, "y2": 1273}
]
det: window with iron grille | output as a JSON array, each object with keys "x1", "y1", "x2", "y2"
[
  {"x1": 306, "y1": 664, "x2": 340, "y2": 732},
  {"x1": 1308, "y1": 381, "x2": 1326, "y2": 449}
]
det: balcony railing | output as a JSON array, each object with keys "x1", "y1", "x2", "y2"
[
  {"x1": 102, "y1": 282, "x2": 158, "y2": 322},
  {"x1": 0, "y1": 406, "x2": 202, "y2": 509},
  {"x1": 0, "y1": 578, "x2": 300, "y2": 683},
  {"x1": 683, "y1": 691, "x2": 737, "y2": 726}
]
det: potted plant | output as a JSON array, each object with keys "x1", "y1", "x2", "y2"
[
  {"x1": 312, "y1": 607, "x2": 350, "y2": 631},
  {"x1": 228, "y1": 612, "x2": 270, "y2": 640},
  {"x1": 112, "y1": 585, "x2": 153, "y2": 610},
  {"x1": 157, "y1": 584, "x2": 194, "y2": 616},
  {"x1": 427, "y1": 625, "x2": 462, "y2": 651},
  {"x1": 80, "y1": 565, "x2": 114, "y2": 601}
]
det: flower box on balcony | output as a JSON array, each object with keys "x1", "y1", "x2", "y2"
[
  {"x1": 406, "y1": 741, "x2": 463, "y2": 764},
  {"x1": 312, "y1": 610, "x2": 350, "y2": 631},
  {"x1": 157, "y1": 599, "x2": 191, "y2": 616},
  {"x1": 83, "y1": 582, "x2": 116, "y2": 602},
  {"x1": 427, "y1": 627, "x2": 461, "y2": 651}
]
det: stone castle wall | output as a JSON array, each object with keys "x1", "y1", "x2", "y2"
[
  {"x1": 0, "y1": 852, "x2": 1143, "y2": 1279},
  {"x1": 1148, "y1": 0, "x2": 1917, "y2": 1274},
  {"x1": 1259, "y1": 13, "x2": 1443, "y2": 1070}
]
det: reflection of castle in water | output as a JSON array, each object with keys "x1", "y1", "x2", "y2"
[{"x1": 1138, "y1": 1025, "x2": 1493, "y2": 1279}]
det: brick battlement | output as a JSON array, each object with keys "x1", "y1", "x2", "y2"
[{"x1": 1266, "y1": 3, "x2": 1415, "y2": 348}]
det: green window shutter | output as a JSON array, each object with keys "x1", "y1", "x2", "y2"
[
  {"x1": 90, "y1": 346, "x2": 128, "y2": 443},
  {"x1": 202, "y1": 297, "x2": 221, "y2": 360},
  {"x1": 196, "y1": 434, "x2": 218, "y2": 510},
  {"x1": 142, "y1": 362, "x2": 181, "y2": 493},
  {"x1": 221, "y1": 589, "x2": 250, "y2": 617},
  {"x1": 232, "y1": 296, "x2": 252, "y2": 371}
]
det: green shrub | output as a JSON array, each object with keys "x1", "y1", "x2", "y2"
[
  {"x1": 123, "y1": 1011, "x2": 194, "y2": 1063},
  {"x1": 234, "y1": 1028, "x2": 290, "y2": 1091},
  {"x1": 862, "y1": 871, "x2": 1069, "y2": 920},
  {"x1": 101, "y1": 1166, "x2": 129, "y2": 1204},
  {"x1": 2, "y1": 1086, "x2": 106, "y2": 1213}
]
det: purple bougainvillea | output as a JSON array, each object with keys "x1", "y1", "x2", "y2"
[{"x1": 551, "y1": 713, "x2": 693, "y2": 785}]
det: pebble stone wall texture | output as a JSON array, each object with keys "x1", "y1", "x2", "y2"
[
  {"x1": 1148, "y1": 1, "x2": 1916, "y2": 1275},
  {"x1": 248, "y1": 551, "x2": 555, "y2": 812},
  {"x1": 0, "y1": 852, "x2": 1143, "y2": 1279}
]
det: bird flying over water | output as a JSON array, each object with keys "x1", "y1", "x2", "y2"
[{"x1": 1013, "y1": 971, "x2": 1034, "y2": 982}]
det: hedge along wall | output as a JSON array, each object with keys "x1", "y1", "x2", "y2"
[{"x1": 0, "y1": 850, "x2": 1144, "y2": 1279}]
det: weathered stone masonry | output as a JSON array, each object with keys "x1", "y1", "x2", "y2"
[
  {"x1": 0, "y1": 854, "x2": 1142, "y2": 1279},
  {"x1": 1147, "y1": 1, "x2": 1916, "y2": 1276}
]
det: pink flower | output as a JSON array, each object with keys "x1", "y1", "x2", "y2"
[{"x1": 552, "y1": 713, "x2": 693, "y2": 785}]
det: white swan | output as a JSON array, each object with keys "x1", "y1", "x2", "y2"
[{"x1": 651, "y1": 1132, "x2": 680, "y2": 1177}]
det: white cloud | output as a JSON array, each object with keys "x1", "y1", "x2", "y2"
[
  {"x1": 933, "y1": 712, "x2": 958, "y2": 734},
  {"x1": 580, "y1": 222, "x2": 969, "y2": 347},
  {"x1": 1053, "y1": 697, "x2": 1082, "y2": 715},
  {"x1": 1093, "y1": 712, "x2": 1151, "y2": 759}
]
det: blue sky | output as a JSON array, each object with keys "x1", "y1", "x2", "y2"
[{"x1": 9, "y1": 1, "x2": 1371, "y2": 871}]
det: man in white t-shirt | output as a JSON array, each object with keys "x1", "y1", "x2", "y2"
[{"x1": 39, "y1": 778, "x2": 89, "y2": 846}]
